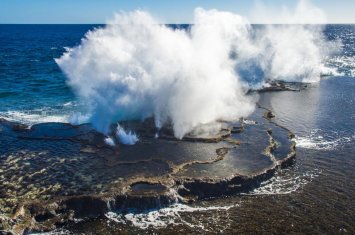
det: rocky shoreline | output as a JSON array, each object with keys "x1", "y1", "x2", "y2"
[
  {"x1": 0, "y1": 82, "x2": 300, "y2": 234},
  {"x1": 0, "y1": 106, "x2": 296, "y2": 234}
]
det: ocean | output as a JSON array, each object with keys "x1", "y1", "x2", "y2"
[
  {"x1": 0, "y1": 24, "x2": 353, "y2": 125},
  {"x1": 0, "y1": 24, "x2": 97, "y2": 124},
  {"x1": 0, "y1": 24, "x2": 354, "y2": 233}
]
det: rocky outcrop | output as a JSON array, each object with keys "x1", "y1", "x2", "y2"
[
  {"x1": 0, "y1": 106, "x2": 296, "y2": 234},
  {"x1": 257, "y1": 80, "x2": 309, "y2": 92}
]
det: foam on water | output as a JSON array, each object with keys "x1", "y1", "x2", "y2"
[
  {"x1": 105, "y1": 203, "x2": 234, "y2": 230},
  {"x1": 242, "y1": 119, "x2": 257, "y2": 125},
  {"x1": 29, "y1": 229, "x2": 72, "y2": 235},
  {"x1": 0, "y1": 101, "x2": 84, "y2": 126},
  {"x1": 62, "y1": 101, "x2": 74, "y2": 107},
  {"x1": 320, "y1": 65, "x2": 345, "y2": 77},
  {"x1": 104, "y1": 165, "x2": 321, "y2": 230},
  {"x1": 245, "y1": 168, "x2": 321, "y2": 195},
  {"x1": 0, "y1": 110, "x2": 69, "y2": 125},
  {"x1": 295, "y1": 129, "x2": 354, "y2": 150},
  {"x1": 325, "y1": 55, "x2": 355, "y2": 77}
]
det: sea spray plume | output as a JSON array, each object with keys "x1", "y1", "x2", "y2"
[
  {"x1": 242, "y1": 0, "x2": 341, "y2": 83},
  {"x1": 234, "y1": 23, "x2": 336, "y2": 85},
  {"x1": 251, "y1": 0, "x2": 326, "y2": 24},
  {"x1": 56, "y1": 2, "x2": 339, "y2": 138},
  {"x1": 104, "y1": 136, "x2": 115, "y2": 146},
  {"x1": 260, "y1": 25, "x2": 328, "y2": 83},
  {"x1": 56, "y1": 9, "x2": 255, "y2": 138},
  {"x1": 116, "y1": 124, "x2": 139, "y2": 145}
]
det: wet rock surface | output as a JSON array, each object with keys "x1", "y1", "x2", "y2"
[
  {"x1": 0, "y1": 107, "x2": 296, "y2": 234},
  {"x1": 258, "y1": 80, "x2": 310, "y2": 92}
]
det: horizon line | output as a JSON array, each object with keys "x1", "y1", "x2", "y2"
[{"x1": 1, "y1": 23, "x2": 354, "y2": 25}]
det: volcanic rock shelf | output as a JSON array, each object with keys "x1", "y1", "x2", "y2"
[{"x1": 0, "y1": 106, "x2": 296, "y2": 234}]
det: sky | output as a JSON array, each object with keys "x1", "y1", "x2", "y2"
[{"x1": 0, "y1": 0, "x2": 354, "y2": 24}]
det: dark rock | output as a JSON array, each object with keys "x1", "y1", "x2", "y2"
[
  {"x1": 178, "y1": 168, "x2": 276, "y2": 199},
  {"x1": 256, "y1": 80, "x2": 310, "y2": 93},
  {"x1": 129, "y1": 182, "x2": 168, "y2": 196},
  {"x1": 231, "y1": 125, "x2": 244, "y2": 133},
  {"x1": 264, "y1": 111, "x2": 275, "y2": 119},
  {"x1": 0, "y1": 105, "x2": 297, "y2": 233},
  {"x1": 288, "y1": 132, "x2": 295, "y2": 139},
  {"x1": 113, "y1": 194, "x2": 174, "y2": 213},
  {"x1": 11, "y1": 124, "x2": 28, "y2": 131},
  {"x1": 64, "y1": 196, "x2": 110, "y2": 218},
  {"x1": 0, "y1": 231, "x2": 13, "y2": 235}
]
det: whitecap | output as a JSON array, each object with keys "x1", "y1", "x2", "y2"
[
  {"x1": 0, "y1": 110, "x2": 69, "y2": 125},
  {"x1": 294, "y1": 130, "x2": 353, "y2": 150},
  {"x1": 105, "y1": 203, "x2": 234, "y2": 230},
  {"x1": 244, "y1": 168, "x2": 321, "y2": 195}
]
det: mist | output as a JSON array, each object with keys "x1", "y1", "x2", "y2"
[{"x1": 56, "y1": 0, "x2": 339, "y2": 141}]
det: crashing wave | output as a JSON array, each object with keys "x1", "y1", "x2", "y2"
[{"x1": 56, "y1": 1, "x2": 340, "y2": 139}]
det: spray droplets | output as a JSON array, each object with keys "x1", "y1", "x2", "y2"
[
  {"x1": 56, "y1": 4, "x2": 339, "y2": 139},
  {"x1": 116, "y1": 124, "x2": 139, "y2": 145}
]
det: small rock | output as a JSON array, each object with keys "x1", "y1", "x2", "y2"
[
  {"x1": 288, "y1": 132, "x2": 295, "y2": 139},
  {"x1": 264, "y1": 111, "x2": 275, "y2": 119}
]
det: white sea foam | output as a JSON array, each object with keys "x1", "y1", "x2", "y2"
[
  {"x1": 0, "y1": 101, "x2": 86, "y2": 126},
  {"x1": 294, "y1": 129, "x2": 354, "y2": 150},
  {"x1": 324, "y1": 55, "x2": 355, "y2": 77},
  {"x1": 105, "y1": 203, "x2": 233, "y2": 230},
  {"x1": 0, "y1": 110, "x2": 69, "y2": 125},
  {"x1": 29, "y1": 229, "x2": 72, "y2": 235},
  {"x1": 242, "y1": 119, "x2": 257, "y2": 125},
  {"x1": 295, "y1": 136, "x2": 352, "y2": 150},
  {"x1": 63, "y1": 101, "x2": 74, "y2": 107},
  {"x1": 55, "y1": 1, "x2": 339, "y2": 139},
  {"x1": 320, "y1": 65, "x2": 345, "y2": 77},
  {"x1": 245, "y1": 168, "x2": 321, "y2": 195}
]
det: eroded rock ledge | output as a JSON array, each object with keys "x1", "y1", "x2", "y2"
[
  {"x1": 0, "y1": 106, "x2": 296, "y2": 234},
  {"x1": 257, "y1": 80, "x2": 310, "y2": 92}
]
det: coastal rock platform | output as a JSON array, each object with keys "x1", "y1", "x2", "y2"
[{"x1": 0, "y1": 106, "x2": 296, "y2": 234}]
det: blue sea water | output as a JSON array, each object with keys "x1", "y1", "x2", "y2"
[
  {"x1": 0, "y1": 24, "x2": 354, "y2": 124},
  {"x1": 0, "y1": 24, "x2": 102, "y2": 123}
]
